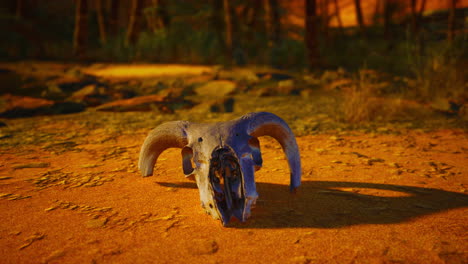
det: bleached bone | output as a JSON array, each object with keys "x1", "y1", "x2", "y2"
[{"x1": 138, "y1": 112, "x2": 301, "y2": 225}]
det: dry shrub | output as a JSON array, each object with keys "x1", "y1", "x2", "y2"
[
  {"x1": 342, "y1": 70, "x2": 416, "y2": 124},
  {"x1": 342, "y1": 70, "x2": 382, "y2": 123}
]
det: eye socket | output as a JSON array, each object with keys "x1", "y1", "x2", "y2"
[{"x1": 198, "y1": 137, "x2": 203, "y2": 142}]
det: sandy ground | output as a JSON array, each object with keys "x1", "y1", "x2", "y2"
[{"x1": 0, "y1": 113, "x2": 467, "y2": 263}]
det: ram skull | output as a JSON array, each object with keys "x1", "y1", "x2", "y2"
[{"x1": 138, "y1": 112, "x2": 301, "y2": 225}]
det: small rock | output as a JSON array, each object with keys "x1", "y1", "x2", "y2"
[
  {"x1": 195, "y1": 80, "x2": 237, "y2": 97},
  {"x1": 367, "y1": 158, "x2": 385, "y2": 165},
  {"x1": 315, "y1": 148, "x2": 327, "y2": 154},
  {"x1": 325, "y1": 78, "x2": 353, "y2": 91},
  {"x1": 71, "y1": 84, "x2": 99, "y2": 98},
  {"x1": 391, "y1": 169, "x2": 403, "y2": 175},
  {"x1": 96, "y1": 95, "x2": 177, "y2": 113},
  {"x1": 209, "y1": 97, "x2": 235, "y2": 113},
  {"x1": 459, "y1": 103, "x2": 468, "y2": 120},
  {"x1": 188, "y1": 239, "x2": 219, "y2": 255},
  {"x1": 9, "y1": 231, "x2": 21, "y2": 236},
  {"x1": 42, "y1": 249, "x2": 66, "y2": 263},
  {"x1": 50, "y1": 75, "x2": 98, "y2": 93},
  {"x1": 351, "y1": 152, "x2": 368, "y2": 158},
  {"x1": 86, "y1": 218, "x2": 107, "y2": 229},
  {"x1": 0, "y1": 94, "x2": 85, "y2": 118},
  {"x1": 430, "y1": 98, "x2": 458, "y2": 115},
  {"x1": 0, "y1": 133, "x2": 11, "y2": 139},
  {"x1": 42, "y1": 84, "x2": 65, "y2": 100},
  {"x1": 19, "y1": 233, "x2": 45, "y2": 250},
  {"x1": 69, "y1": 85, "x2": 112, "y2": 107},
  {"x1": 257, "y1": 72, "x2": 293, "y2": 81},
  {"x1": 290, "y1": 256, "x2": 312, "y2": 264},
  {"x1": 388, "y1": 162, "x2": 401, "y2": 168},
  {"x1": 217, "y1": 69, "x2": 259, "y2": 83},
  {"x1": 12, "y1": 162, "x2": 50, "y2": 169}
]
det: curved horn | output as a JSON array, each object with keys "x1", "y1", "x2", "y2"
[
  {"x1": 242, "y1": 112, "x2": 301, "y2": 192},
  {"x1": 138, "y1": 121, "x2": 190, "y2": 176}
]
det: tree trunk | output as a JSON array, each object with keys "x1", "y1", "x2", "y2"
[
  {"x1": 264, "y1": 0, "x2": 281, "y2": 45},
  {"x1": 448, "y1": 0, "x2": 457, "y2": 42},
  {"x1": 148, "y1": 0, "x2": 170, "y2": 31},
  {"x1": 242, "y1": 0, "x2": 262, "y2": 42},
  {"x1": 305, "y1": 0, "x2": 320, "y2": 68},
  {"x1": 353, "y1": 0, "x2": 365, "y2": 33},
  {"x1": 73, "y1": 0, "x2": 88, "y2": 57},
  {"x1": 96, "y1": 0, "x2": 107, "y2": 45},
  {"x1": 333, "y1": 0, "x2": 344, "y2": 35},
  {"x1": 157, "y1": 0, "x2": 170, "y2": 29},
  {"x1": 320, "y1": 0, "x2": 330, "y2": 42},
  {"x1": 383, "y1": 0, "x2": 391, "y2": 40},
  {"x1": 109, "y1": 0, "x2": 120, "y2": 36},
  {"x1": 212, "y1": 0, "x2": 224, "y2": 46},
  {"x1": 223, "y1": 0, "x2": 233, "y2": 62},
  {"x1": 126, "y1": 0, "x2": 144, "y2": 46},
  {"x1": 419, "y1": 0, "x2": 427, "y2": 16},
  {"x1": 373, "y1": 0, "x2": 381, "y2": 24},
  {"x1": 16, "y1": 0, "x2": 24, "y2": 19},
  {"x1": 410, "y1": 0, "x2": 417, "y2": 35}
]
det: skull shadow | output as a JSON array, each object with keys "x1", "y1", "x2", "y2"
[{"x1": 157, "y1": 180, "x2": 468, "y2": 228}]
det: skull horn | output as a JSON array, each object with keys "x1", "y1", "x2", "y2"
[
  {"x1": 138, "y1": 121, "x2": 190, "y2": 176},
  {"x1": 242, "y1": 112, "x2": 301, "y2": 192}
]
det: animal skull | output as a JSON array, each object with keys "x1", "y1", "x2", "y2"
[{"x1": 138, "y1": 112, "x2": 301, "y2": 225}]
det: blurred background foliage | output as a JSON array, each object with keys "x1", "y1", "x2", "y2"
[
  {"x1": 0, "y1": 1, "x2": 465, "y2": 69},
  {"x1": 0, "y1": 0, "x2": 466, "y2": 105}
]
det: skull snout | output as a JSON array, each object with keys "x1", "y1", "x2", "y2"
[{"x1": 208, "y1": 147, "x2": 246, "y2": 225}]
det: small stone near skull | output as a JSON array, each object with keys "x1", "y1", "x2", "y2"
[{"x1": 188, "y1": 239, "x2": 219, "y2": 255}]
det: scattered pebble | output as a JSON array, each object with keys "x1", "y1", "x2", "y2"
[
  {"x1": 42, "y1": 249, "x2": 66, "y2": 263},
  {"x1": 367, "y1": 158, "x2": 385, "y2": 165},
  {"x1": 187, "y1": 239, "x2": 218, "y2": 255},
  {"x1": 0, "y1": 193, "x2": 32, "y2": 200},
  {"x1": 290, "y1": 256, "x2": 312, "y2": 264},
  {"x1": 86, "y1": 218, "x2": 108, "y2": 229},
  {"x1": 19, "y1": 233, "x2": 45, "y2": 250},
  {"x1": 12, "y1": 162, "x2": 50, "y2": 169}
]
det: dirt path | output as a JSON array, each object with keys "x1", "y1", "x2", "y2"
[{"x1": 0, "y1": 113, "x2": 467, "y2": 264}]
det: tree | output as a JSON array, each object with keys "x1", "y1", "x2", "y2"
[
  {"x1": 211, "y1": 0, "x2": 224, "y2": 45},
  {"x1": 409, "y1": 0, "x2": 427, "y2": 38},
  {"x1": 353, "y1": 0, "x2": 365, "y2": 34},
  {"x1": 96, "y1": 0, "x2": 107, "y2": 45},
  {"x1": 319, "y1": 0, "x2": 330, "y2": 41},
  {"x1": 223, "y1": 0, "x2": 233, "y2": 62},
  {"x1": 305, "y1": 0, "x2": 321, "y2": 68},
  {"x1": 73, "y1": 0, "x2": 88, "y2": 57},
  {"x1": 126, "y1": 0, "x2": 144, "y2": 46},
  {"x1": 264, "y1": 0, "x2": 281, "y2": 45},
  {"x1": 146, "y1": 0, "x2": 170, "y2": 32},
  {"x1": 448, "y1": 0, "x2": 457, "y2": 42},
  {"x1": 333, "y1": 0, "x2": 344, "y2": 35},
  {"x1": 109, "y1": 0, "x2": 120, "y2": 36},
  {"x1": 16, "y1": 0, "x2": 24, "y2": 19},
  {"x1": 383, "y1": 0, "x2": 391, "y2": 39}
]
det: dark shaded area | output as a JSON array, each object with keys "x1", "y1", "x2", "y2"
[
  {"x1": 160, "y1": 180, "x2": 468, "y2": 229},
  {"x1": 0, "y1": 101, "x2": 85, "y2": 118},
  {"x1": 249, "y1": 181, "x2": 468, "y2": 228}
]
